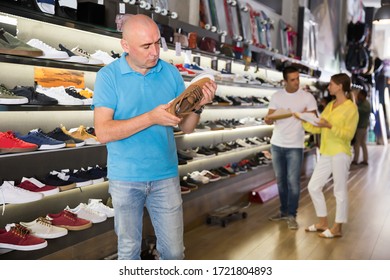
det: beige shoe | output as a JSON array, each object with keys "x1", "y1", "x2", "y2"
[
  {"x1": 61, "y1": 125, "x2": 100, "y2": 145},
  {"x1": 167, "y1": 73, "x2": 214, "y2": 118}
]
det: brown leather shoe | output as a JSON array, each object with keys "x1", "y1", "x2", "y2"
[{"x1": 167, "y1": 73, "x2": 214, "y2": 118}]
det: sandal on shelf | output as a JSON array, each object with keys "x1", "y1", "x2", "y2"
[
  {"x1": 318, "y1": 229, "x2": 342, "y2": 238},
  {"x1": 305, "y1": 224, "x2": 326, "y2": 232}
]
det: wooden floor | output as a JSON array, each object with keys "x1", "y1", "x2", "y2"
[{"x1": 183, "y1": 145, "x2": 390, "y2": 260}]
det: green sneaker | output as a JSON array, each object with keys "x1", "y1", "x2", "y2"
[
  {"x1": 0, "y1": 28, "x2": 43, "y2": 57},
  {"x1": 0, "y1": 84, "x2": 28, "y2": 105}
]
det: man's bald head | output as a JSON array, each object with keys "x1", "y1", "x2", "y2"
[{"x1": 122, "y1": 14, "x2": 159, "y2": 42}]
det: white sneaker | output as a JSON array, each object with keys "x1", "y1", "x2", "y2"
[
  {"x1": 65, "y1": 203, "x2": 107, "y2": 223},
  {"x1": 87, "y1": 199, "x2": 114, "y2": 218},
  {"x1": 71, "y1": 46, "x2": 104, "y2": 65},
  {"x1": 236, "y1": 138, "x2": 253, "y2": 148},
  {"x1": 20, "y1": 217, "x2": 68, "y2": 239},
  {"x1": 0, "y1": 181, "x2": 43, "y2": 205},
  {"x1": 91, "y1": 50, "x2": 116, "y2": 65},
  {"x1": 200, "y1": 170, "x2": 221, "y2": 182},
  {"x1": 27, "y1": 39, "x2": 69, "y2": 60},
  {"x1": 36, "y1": 85, "x2": 84, "y2": 105},
  {"x1": 188, "y1": 171, "x2": 210, "y2": 184}
]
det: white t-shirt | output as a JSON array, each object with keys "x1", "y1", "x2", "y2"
[{"x1": 268, "y1": 88, "x2": 317, "y2": 148}]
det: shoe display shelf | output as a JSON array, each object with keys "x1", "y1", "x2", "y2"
[{"x1": 0, "y1": 1, "x2": 319, "y2": 257}]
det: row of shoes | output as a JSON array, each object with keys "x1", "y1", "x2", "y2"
[
  {"x1": 195, "y1": 118, "x2": 266, "y2": 131},
  {"x1": 175, "y1": 63, "x2": 281, "y2": 87},
  {"x1": 212, "y1": 94, "x2": 270, "y2": 107},
  {"x1": 180, "y1": 151, "x2": 272, "y2": 192},
  {"x1": 177, "y1": 137, "x2": 270, "y2": 164},
  {"x1": 0, "y1": 199, "x2": 114, "y2": 251},
  {"x1": 0, "y1": 27, "x2": 119, "y2": 66},
  {"x1": 0, "y1": 126, "x2": 99, "y2": 154},
  {"x1": 0, "y1": 166, "x2": 107, "y2": 206},
  {"x1": 0, "y1": 84, "x2": 94, "y2": 106}
]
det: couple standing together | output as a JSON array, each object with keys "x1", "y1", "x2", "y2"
[{"x1": 265, "y1": 66, "x2": 359, "y2": 239}]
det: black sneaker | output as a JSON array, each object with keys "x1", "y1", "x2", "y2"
[
  {"x1": 41, "y1": 173, "x2": 76, "y2": 191},
  {"x1": 46, "y1": 127, "x2": 86, "y2": 148},
  {"x1": 12, "y1": 86, "x2": 58, "y2": 105}
]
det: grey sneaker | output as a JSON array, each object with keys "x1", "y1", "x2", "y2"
[
  {"x1": 0, "y1": 84, "x2": 29, "y2": 105},
  {"x1": 287, "y1": 216, "x2": 299, "y2": 230},
  {"x1": 268, "y1": 212, "x2": 288, "y2": 221},
  {"x1": 0, "y1": 28, "x2": 43, "y2": 57}
]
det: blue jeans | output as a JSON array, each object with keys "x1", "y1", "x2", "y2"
[
  {"x1": 109, "y1": 177, "x2": 184, "y2": 260},
  {"x1": 271, "y1": 145, "x2": 304, "y2": 217}
]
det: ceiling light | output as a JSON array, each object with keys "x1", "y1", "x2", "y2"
[{"x1": 374, "y1": 0, "x2": 390, "y2": 24}]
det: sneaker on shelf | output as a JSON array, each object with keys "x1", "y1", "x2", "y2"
[
  {"x1": 91, "y1": 50, "x2": 116, "y2": 65},
  {"x1": 183, "y1": 63, "x2": 205, "y2": 74},
  {"x1": 46, "y1": 210, "x2": 92, "y2": 231},
  {"x1": 203, "y1": 120, "x2": 225, "y2": 131},
  {"x1": 65, "y1": 86, "x2": 91, "y2": 105},
  {"x1": 18, "y1": 177, "x2": 59, "y2": 196},
  {"x1": 0, "y1": 131, "x2": 38, "y2": 154},
  {"x1": 0, "y1": 181, "x2": 43, "y2": 205},
  {"x1": 46, "y1": 127, "x2": 86, "y2": 148},
  {"x1": 86, "y1": 165, "x2": 107, "y2": 180},
  {"x1": 87, "y1": 199, "x2": 114, "y2": 218},
  {"x1": 26, "y1": 39, "x2": 69, "y2": 60},
  {"x1": 186, "y1": 171, "x2": 210, "y2": 184},
  {"x1": 12, "y1": 85, "x2": 58, "y2": 105},
  {"x1": 175, "y1": 64, "x2": 196, "y2": 76},
  {"x1": 111, "y1": 50, "x2": 121, "y2": 59},
  {"x1": 58, "y1": 43, "x2": 89, "y2": 64},
  {"x1": 180, "y1": 179, "x2": 198, "y2": 191},
  {"x1": 71, "y1": 46, "x2": 104, "y2": 65},
  {"x1": 42, "y1": 172, "x2": 76, "y2": 191},
  {"x1": 36, "y1": 85, "x2": 84, "y2": 106},
  {"x1": 78, "y1": 88, "x2": 94, "y2": 99},
  {"x1": 0, "y1": 223, "x2": 47, "y2": 251},
  {"x1": 78, "y1": 168, "x2": 105, "y2": 184},
  {"x1": 0, "y1": 84, "x2": 29, "y2": 105},
  {"x1": 15, "y1": 128, "x2": 66, "y2": 150},
  {"x1": 0, "y1": 28, "x2": 44, "y2": 57},
  {"x1": 181, "y1": 186, "x2": 191, "y2": 194},
  {"x1": 61, "y1": 125, "x2": 100, "y2": 145},
  {"x1": 212, "y1": 95, "x2": 232, "y2": 106},
  {"x1": 200, "y1": 170, "x2": 221, "y2": 182},
  {"x1": 20, "y1": 217, "x2": 68, "y2": 239},
  {"x1": 35, "y1": 0, "x2": 55, "y2": 15},
  {"x1": 166, "y1": 73, "x2": 214, "y2": 118},
  {"x1": 65, "y1": 203, "x2": 107, "y2": 223},
  {"x1": 57, "y1": 169, "x2": 93, "y2": 187}
]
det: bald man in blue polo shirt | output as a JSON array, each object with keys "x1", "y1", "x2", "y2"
[{"x1": 93, "y1": 14, "x2": 216, "y2": 260}]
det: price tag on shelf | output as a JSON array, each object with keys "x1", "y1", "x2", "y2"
[
  {"x1": 119, "y1": 3, "x2": 125, "y2": 14},
  {"x1": 175, "y1": 42, "x2": 182, "y2": 56},
  {"x1": 161, "y1": 37, "x2": 168, "y2": 52}
]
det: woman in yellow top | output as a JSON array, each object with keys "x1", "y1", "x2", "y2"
[{"x1": 299, "y1": 73, "x2": 358, "y2": 238}]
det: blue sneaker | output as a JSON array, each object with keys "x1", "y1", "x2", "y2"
[
  {"x1": 16, "y1": 128, "x2": 66, "y2": 150},
  {"x1": 35, "y1": 0, "x2": 55, "y2": 15},
  {"x1": 183, "y1": 63, "x2": 204, "y2": 73}
]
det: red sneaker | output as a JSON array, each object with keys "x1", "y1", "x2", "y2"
[
  {"x1": 18, "y1": 177, "x2": 59, "y2": 196},
  {"x1": 175, "y1": 64, "x2": 196, "y2": 76},
  {"x1": 0, "y1": 131, "x2": 38, "y2": 154},
  {"x1": 0, "y1": 223, "x2": 47, "y2": 251},
  {"x1": 46, "y1": 210, "x2": 92, "y2": 231}
]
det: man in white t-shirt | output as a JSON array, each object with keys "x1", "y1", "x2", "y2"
[{"x1": 264, "y1": 66, "x2": 317, "y2": 230}]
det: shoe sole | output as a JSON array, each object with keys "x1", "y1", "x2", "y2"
[
  {"x1": 167, "y1": 74, "x2": 214, "y2": 117},
  {"x1": 58, "y1": 183, "x2": 77, "y2": 191},
  {"x1": 0, "y1": 48, "x2": 44, "y2": 57},
  {"x1": 0, "y1": 147, "x2": 38, "y2": 154},
  {"x1": 0, "y1": 240, "x2": 47, "y2": 251},
  {"x1": 54, "y1": 222, "x2": 92, "y2": 231}
]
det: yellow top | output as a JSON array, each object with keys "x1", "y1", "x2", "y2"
[{"x1": 303, "y1": 99, "x2": 358, "y2": 156}]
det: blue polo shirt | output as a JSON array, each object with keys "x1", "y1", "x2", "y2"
[{"x1": 92, "y1": 54, "x2": 185, "y2": 181}]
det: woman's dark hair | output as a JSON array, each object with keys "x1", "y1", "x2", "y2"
[{"x1": 331, "y1": 73, "x2": 352, "y2": 99}]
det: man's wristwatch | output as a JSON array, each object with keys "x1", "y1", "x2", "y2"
[{"x1": 192, "y1": 105, "x2": 205, "y2": 115}]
